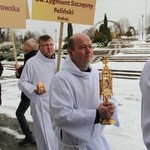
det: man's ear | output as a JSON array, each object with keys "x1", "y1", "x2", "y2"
[
  {"x1": 67, "y1": 49, "x2": 70, "y2": 53},
  {"x1": 67, "y1": 49, "x2": 73, "y2": 56}
]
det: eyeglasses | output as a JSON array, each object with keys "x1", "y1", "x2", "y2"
[{"x1": 39, "y1": 43, "x2": 54, "y2": 47}]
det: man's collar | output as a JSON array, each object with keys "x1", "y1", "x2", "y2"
[{"x1": 50, "y1": 53, "x2": 55, "y2": 59}]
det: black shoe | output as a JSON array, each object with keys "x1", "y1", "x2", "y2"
[
  {"x1": 18, "y1": 137, "x2": 36, "y2": 145},
  {"x1": 30, "y1": 140, "x2": 36, "y2": 145}
]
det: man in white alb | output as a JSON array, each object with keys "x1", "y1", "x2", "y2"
[
  {"x1": 18, "y1": 35, "x2": 64, "y2": 150},
  {"x1": 49, "y1": 33, "x2": 119, "y2": 150},
  {"x1": 140, "y1": 59, "x2": 150, "y2": 150}
]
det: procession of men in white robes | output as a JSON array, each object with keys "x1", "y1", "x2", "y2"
[{"x1": 18, "y1": 33, "x2": 119, "y2": 150}]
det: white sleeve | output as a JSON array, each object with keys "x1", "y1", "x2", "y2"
[
  {"x1": 49, "y1": 76, "x2": 104, "y2": 142},
  {"x1": 18, "y1": 62, "x2": 40, "y2": 105},
  {"x1": 140, "y1": 60, "x2": 150, "y2": 149}
]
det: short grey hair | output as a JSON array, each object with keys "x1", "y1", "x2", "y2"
[{"x1": 25, "y1": 38, "x2": 38, "y2": 50}]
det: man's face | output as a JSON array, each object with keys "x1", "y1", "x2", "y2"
[
  {"x1": 23, "y1": 43, "x2": 33, "y2": 54},
  {"x1": 39, "y1": 39, "x2": 54, "y2": 58},
  {"x1": 70, "y1": 35, "x2": 93, "y2": 68}
]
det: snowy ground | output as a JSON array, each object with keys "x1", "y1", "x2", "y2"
[{"x1": 0, "y1": 60, "x2": 147, "y2": 150}]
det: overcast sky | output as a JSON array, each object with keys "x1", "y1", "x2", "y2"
[{"x1": 21, "y1": 0, "x2": 150, "y2": 40}]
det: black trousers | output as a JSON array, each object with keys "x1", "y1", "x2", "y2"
[
  {"x1": 0, "y1": 84, "x2": 1, "y2": 105},
  {"x1": 16, "y1": 98, "x2": 33, "y2": 139}
]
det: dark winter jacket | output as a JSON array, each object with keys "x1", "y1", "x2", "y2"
[{"x1": 0, "y1": 62, "x2": 4, "y2": 76}]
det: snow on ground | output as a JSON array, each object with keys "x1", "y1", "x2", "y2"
[
  {"x1": 0, "y1": 60, "x2": 147, "y2": 150},
  {"x1": 92, "y1": 61, "x2": 145, "y2": 71}
]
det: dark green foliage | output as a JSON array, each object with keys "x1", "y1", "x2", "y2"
[
  {"x1": 99, "y1": 24, "x2": 105, "y2": 33},
  {"x1": 62, "y1": 23, "x2": 73, "y2": 49},
  {"x1": 62, "y1": 43, "x2": 68, "y2": 49},
  {"x1": 0, "y1": 44, "x2": 12, "y2": 52},
  {"x1": 147, "y1": 26, "x2": 150, "y2": 34},
  {"x1": 0, "y1": 53, "x2": 5, "y2": 61},
  {"x1": 107, "y1": 28, "x2": 112, "y2": 42},
  {"x1": 93, "y1": 14, "x2": 112, "y2": 47},
  {"x1": 104, "y1": 14, "x2": 108, "y2": 35},
  {"x1": 6, "y1": 52, "x2": 15, "y2": 61},
  {"x1": 0, "y1": 41, "x2": 23, "y2": 61},
  {"x1": 126, "y1": 31, "x2": 132, "y2": 37},
  {"x1": 67, "y1": 23, "x2": 73, "y2": 40}
]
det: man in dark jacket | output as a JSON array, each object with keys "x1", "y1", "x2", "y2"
[
  {"x1": 0, "y1": 61, "x2": 4, "y2": 105},
  {"x1": 15, "y1": 38, "x2": 37, "y2": 145}
]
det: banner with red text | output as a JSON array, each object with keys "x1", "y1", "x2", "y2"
[
  {"x1": 32, "y1": 0, "x2": 96, "y2": 25},
  {"x1": 0, "y1": 0, "x2": 28, "y2": 28}
]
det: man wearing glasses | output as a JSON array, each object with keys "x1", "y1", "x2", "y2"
[{"x1": 18, "y1": 35, "x2": 64, "y2": 150}]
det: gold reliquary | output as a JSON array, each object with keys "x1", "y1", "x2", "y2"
[{"x1": 99, "y1": 55, "x2": 116, "y2": 125}]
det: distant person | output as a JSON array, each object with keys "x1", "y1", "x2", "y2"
[
  {"x1": 15, "y1": 38, "x2": 38, "y2": 145},
  {"x1": 0, "y1": 61, "x2": 4, "y2": 105},
  {"x1": 1, "y1": 31, "x2": 5, "y2": 43},
  {"x1": 18, "y1": 35, "x2": 64, "y2": 150},
  {"x1": 140, "y1": 59, "x2": 150, "y2": 149},
  {"x1": 49, "y1": 33, "x2": 119, "y2": 150}
]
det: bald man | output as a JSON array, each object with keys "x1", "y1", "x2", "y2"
[{"x1": 49, "y1": 33, "x2": 119, "y2": 150}]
